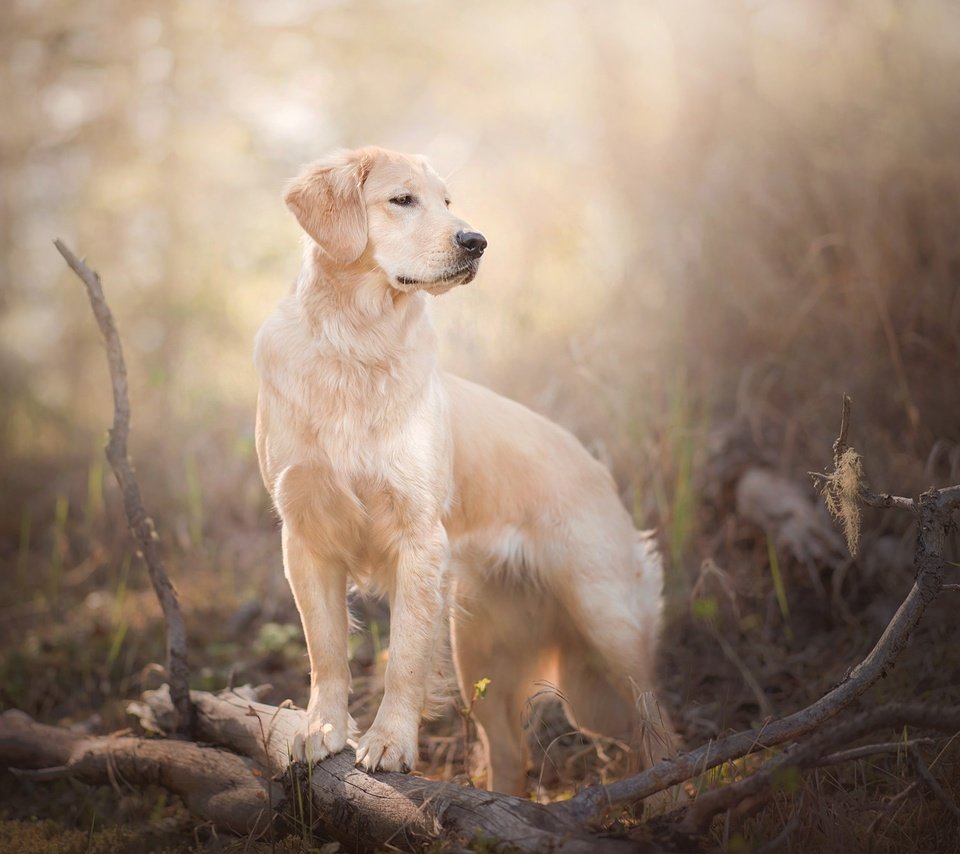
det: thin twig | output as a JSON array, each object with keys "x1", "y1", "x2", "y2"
[
  {"x1": 833, "y1": 393, "x2": 852, "y2": 463},
  {"x1": 867, "y1": 780, "x2": 918, "y2": 834},
  {"x1": 858, "y1": 488, "x2": 916, "y2": 511},
  {"x1": 807, "y1": 471, "x2": 915, "y2": 512},
  {"x1": 753, "y1": 812, "x2": 801, "y2": 854},
  {"x1": 814, "y1": 738, "x2": 936, "y2": 767},
  {"x1": 54, "y1": 239, "x2": 193, "y2": 736},
  {"x1": 708, "y1": 624, "x2": 773, "y2": 720},
  {"x1": 908, "y1": 749, "x2": 960, "y2": 821}
]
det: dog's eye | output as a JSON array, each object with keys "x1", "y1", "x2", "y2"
[
  {"x1": 444, "y1": 198, "x2": 451, "y2": 208},
  {"x1": 389, "y1": 195, "x2": 416, "y2": 207}
]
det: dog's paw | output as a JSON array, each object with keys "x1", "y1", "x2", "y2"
[
  {"x1": 354, "y1": 723, "x2": 418, "y2": 773},
  {"x1": 291, "y1": 711, "x2": 356, "y2": 764}
]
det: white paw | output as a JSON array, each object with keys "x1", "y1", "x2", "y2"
[
  {"x1": 355, "y1": 723, "x2": 418, "y2": 773},
  {"x1": 291, "y1": 710, "x2": 356, "y2": 764}
]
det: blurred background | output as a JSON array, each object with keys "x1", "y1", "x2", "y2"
[{"x1": 2, "y1": 0, "x2": 959, "y2": 850}]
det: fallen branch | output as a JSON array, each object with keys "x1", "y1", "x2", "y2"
[
  {"x1": 555, "y1": 398, "x2": 956, "y2": 826},
  {"x1": 681, "y1": 703, "x2": 960, "y2": 831},
  {"x1": 1, "y1": 684, "x2": 657, "y2": 851},
  {"x1": 0, "y1": 709, "x2": 278, "y2": 836},
  {"x1": 53, "y1": 240, "x2": 193, "y2": 736},
  {"x1": 814, "y1": 738, "x2": 936, "y2": 767},
  {"x1": 131, "y1": 686, "x2": 637, "y2": 853},
  {"x1": 908, "y1": 746, "x2": 960, "y2": 822}
]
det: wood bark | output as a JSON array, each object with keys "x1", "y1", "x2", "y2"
[
  {"x1": 137, "y1": 686, "x2": 643, "y2": 853},
  {"x1": 0, "y1": 709, "x2": 278, "y2": 836},
  {"x1": 681, "y1": 703, "x2": 960, "y2": 831},
  {"x1": 2, "y1": 687, "x2": 653, "y2": 852}
]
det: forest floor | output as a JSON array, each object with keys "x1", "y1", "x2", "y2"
[{"x1": 1, "y1": 442, "x2": 958, "y2": 853}]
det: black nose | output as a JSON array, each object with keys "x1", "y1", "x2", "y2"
[{"x1": 456, "y1": 230, "x2": 487, "y2": 257}]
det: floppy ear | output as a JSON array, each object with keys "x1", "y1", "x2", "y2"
[{"x1": 284, "y1": 151, "x2": 372, "y2": 264}]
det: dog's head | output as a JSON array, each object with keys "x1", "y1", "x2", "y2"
[{"x1": 285, "y1": 147, "x2": 486, "y2": 294}]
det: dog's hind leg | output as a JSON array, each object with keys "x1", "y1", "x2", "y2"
[
  {"x1": 450, "y1": 580, "x2": 550, "y2": 796},
  {"x1": 554, "y1": 529, "x2": 677, "y2": 770},
  {"x1": 556, "y1": 629, "x2": 676, "y2": 771},
  {"x1": 557, "y1": 650, "x2": 634, "y2": 738}
]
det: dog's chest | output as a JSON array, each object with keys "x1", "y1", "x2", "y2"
[
  {"x1": 303, "y1": 356, "x2": 437, "y2": 466},
  {"x1": 278, "y1": 355, "x2": 451, "y2": 531},
  {"x1": 256, "y1": 292, "x2": 453, "y2": 577}
]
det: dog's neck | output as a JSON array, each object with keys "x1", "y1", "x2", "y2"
[{"x1": 294, "y1": 242, "x2": 436, "y2": 366}]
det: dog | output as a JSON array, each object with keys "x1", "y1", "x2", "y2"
[{"x1": 254, "y1": 146, "x2": 672, "y2": 794}]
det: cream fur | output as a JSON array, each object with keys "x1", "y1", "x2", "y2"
[{"x1": 255, "y1": 146, "x2": 673, "y2": 792}]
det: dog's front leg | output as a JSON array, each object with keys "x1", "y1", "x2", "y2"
[
  {"x1": 282, "y1": 524, "x2": 355, "y2": 762},
  {"x1": 355, "y1": 525, "x2": 448, "y2": 773}
]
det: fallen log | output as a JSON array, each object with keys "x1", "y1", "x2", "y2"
[
  {"x1": 133, "y1": 685, "x2": 642, "y2": 853},
  {"x1": 0, "y1": 709, "x2": 278, "y2": 837},
  {"x1": 1, "y1": 687, "x2": 650, "y2": 852}
]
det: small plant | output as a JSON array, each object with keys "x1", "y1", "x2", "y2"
[
  {"x1": 765, "y1": 535, "x2": 793, "y2": 642},
  {"x1": 470, "y1": 677, "x2": 491, "y2": 707},
  {"x1": 48, "y1": 494, "x2": 69, "y2": 605},
  {"x1": 254, "y1": 622, "x2": 306, "y2": 658},
  {"x1": 459, "y1": 678, "x2": 491, "y2": 785}
]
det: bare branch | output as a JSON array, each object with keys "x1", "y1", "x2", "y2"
[
  {"x1": 814, "y1": 739, "x2": 936, "y2": 767},
  {"x1": 859, "y1": 489, "x2": 916, "y2": 511},
  {"x1": 682, "y1": 704, "x2": 960, "y2": 832},
  {"x1": 0, "y1": 709, "x2": 277, "y2": 835},
  {"x1": 908, "y1": 749, "x2": 960, "y2": 822},
  {"x1": 557, "y1": 398, "x2": 956, "y2": 826},
  {"x1": 809, "y1": 394, "x2": 917, "y2": 517},
  {"x1": 833, "y1": 393, "x2": 852, "y2": 463},
  {"x1": 936, "y1": 484, "x2": 960, "y2": 512},
  {"x1": 53, "y1": 240, "x2": 193, "y2": 736},
  {"x1": 809, "y1": 471, "x2": 915, "y2": 512}
]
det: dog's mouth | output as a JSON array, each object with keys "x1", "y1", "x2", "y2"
[{"x1": 396, "y1": 260, "x2": 479, "y2": 291}]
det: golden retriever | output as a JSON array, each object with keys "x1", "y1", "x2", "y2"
[{"x1": 254, "y1": 146, "x2": 672, "y2": 794}]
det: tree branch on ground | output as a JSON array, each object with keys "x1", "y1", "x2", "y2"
[
  {"x1": 0, "y1": 708, "x2": 278, "y2": 835},
  {"x1": 553, "y1": 396, "x2": 957, "y2": 827},
  {"x1": 681, "y1": 704, "x2": 960, "y2": 831}
]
